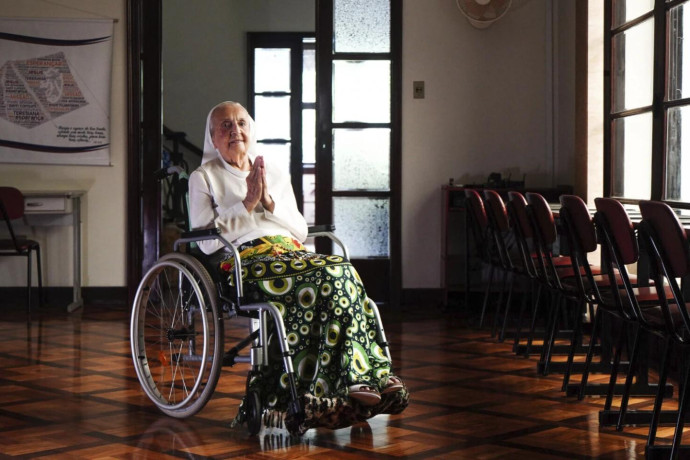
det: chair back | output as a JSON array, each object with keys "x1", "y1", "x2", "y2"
[
  {"x1": 559, "y1": 195, "x2": 602, "y2": 299},
  {"x1": 593, "y1": 197, "x2": 645, "y2": 322},
  {"x1": 525, "y1": 192, "x2": 557, "y2": 246},
  {"x1": 638, "y1": 200, "x2": 690, "y2": 339},
  {"x1": 483, "y1": 190, "x2": 510, "y2": 232},
  {"x1": 594, "y1": 198, "x2": 638, "y2": 265},
  {"x1": 506, "y1": 191, "x2": 537, "y2": 278},
  {"x1": 0, "y1": 187, "x2": 24, "y2": 250},
  {"x1": 507, "y1": 191, "x2": 532, "y2": 239},
  {"x1": 483, "y1": 190, "x2": 512, "y2": 269},
  {"x1": 464, "y1": 189, "x2": 488, "y2": 234},
  {"x1": 559, "y1": 195, "x2": 597, "y2": 253},
  {"x1": 0, "y1": 187, "x2": 25, "y2": 220},
  {"x1": 464, "y1": 189, "x2": 490, "y2": 253},
  {"x1": 639, "y1": 200, "x2": 690, "y2": 278}
]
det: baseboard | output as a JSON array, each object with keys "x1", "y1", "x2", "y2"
[{"x1": 0, "y1": 286, "x2": 127, "y2": 308}]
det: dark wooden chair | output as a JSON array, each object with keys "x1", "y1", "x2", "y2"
[
  {"x1": 464, "y1": 189, "x2": 502, "y2": 327},
  {"x1": 594, "y1": 198, "x2": 675, "y2": 433},
  {"x1": 483, "y1": 189, "x2": 531, "y2": 341},
  {"x1": 638, "y1": 199, "x2": 690, "y2": 458},
  {"x1": 0, "y1": 186, "x2": 44, "y2": 314}
]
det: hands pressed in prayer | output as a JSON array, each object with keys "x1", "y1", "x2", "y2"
[{"x1": 243, "y1": 155, "x2": 274, "y2": 213}]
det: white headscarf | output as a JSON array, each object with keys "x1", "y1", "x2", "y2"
[{"x1": 202, "y1": 101, "x2": 258, "y2": 165}]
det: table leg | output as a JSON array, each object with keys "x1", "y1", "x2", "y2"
[{"x1": 67, "y1": 195, "x2": 83, "y2": 312}]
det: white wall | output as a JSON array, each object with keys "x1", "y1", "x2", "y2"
[
  {"x1": 401, "y1": 0, "x2": 575, "y2": 288},
  {"x1": 0, "y1": 0, "x2": 127, "y2": 288}
]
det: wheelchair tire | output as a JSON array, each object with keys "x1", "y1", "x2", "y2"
[
  {"x1": 131, "y1": 252, "x2": 224, "y2": 418},
  {"x1": 245, "y1": 390, "x2": 262, "y2": 436}
]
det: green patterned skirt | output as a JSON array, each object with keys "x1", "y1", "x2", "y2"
[{"x1": 220, "y1": 235, "x2": 408, "y2": 434}]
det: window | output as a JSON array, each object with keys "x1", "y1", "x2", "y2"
[
  {"x1": 248, "y1": 33, "x2": 316, "y2": 224},
  {"x1": 606, "y1": 0, "x2": 690, "y2": 204}
]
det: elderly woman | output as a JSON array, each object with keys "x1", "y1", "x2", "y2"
[{"x1": 188, "y1": 101, "x2": 407, "y2": 433}]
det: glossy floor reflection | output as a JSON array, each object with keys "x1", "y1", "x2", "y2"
[{"x1": 0, "y1": 302, "x2": 680, "y2": 458}]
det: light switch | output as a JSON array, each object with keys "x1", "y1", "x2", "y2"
[{"x1": 413, "y1": 81, "x2": 425, "y2": 99}]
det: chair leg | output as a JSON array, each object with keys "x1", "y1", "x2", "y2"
[
  {"x1": 26, "y1": 251, "x2": 32, "y2": 316},
  {"x1": 540, "y1": 292, "x2": 562, "y2": 376},
  {"x1": 512, "y1": 281, "x2": 530, "y2": 353},
  {"x1": 604, "y1": 325, "x2": 626, "y2": 411},
  {"x1": 616, "y1": 323, "x2": 641, "y2": 431},
  {"x1": 648, "y1": 337, "x2": 672, "y2": 449},
  {"x1": 671, "y1": 353, "x2": 690, "y2": 459},
  {"x1": 525, "y1": 283, "x2": 543, "y2": 358},
  {"x1": 578, "y1": 307, "x2": 602, "y2": 400},
  {"x1": 498, "y1": 272, "x2": 516, "y2": 342},
  {"x1": 491, "y1": 269, "x2": 508, "y2": 338},
  {"x1": 562, "y1": 298, "x2": 586, "y2": 392},
  {"x1": 478, "y1": 264, "x2": 495, "y2": 328},
  {"x1": 35, "y1": 246, "x2": 44, "y2": 308}
]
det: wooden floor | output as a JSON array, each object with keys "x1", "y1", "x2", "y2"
[{"x1": 0, "y1": 299, "x2": 685, "y2": 459}]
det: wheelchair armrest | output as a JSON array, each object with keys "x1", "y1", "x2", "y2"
[
  {"x1": 181, "y1": 227, "x2": 221, "y2": 239},
  {"x1": 308, "y1": 224, "x2": 335, "y2": 234},
  {"x1": 307, "y1": 224, "x2": 350, "y2": 261}
]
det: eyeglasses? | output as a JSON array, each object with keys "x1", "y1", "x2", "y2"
[{"x1": 217, "y1": 119, "x2": 248, "y2": 133}]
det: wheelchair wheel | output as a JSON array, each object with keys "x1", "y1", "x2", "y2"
[
  {"x1": 131, "y1": 252, "x2": 224, "y2": 418},
  {"x1": 245, "y1": 390, "x2": 263, "y2": 436}
]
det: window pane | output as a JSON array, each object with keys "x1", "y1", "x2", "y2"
[
  {"x1": 333, "y1": 128, "x2": 390, "y2": 191},
  {"x1": 334, "y1": 197, "x2": 389, "y2": 257},
  {"x1": 665, "y1": 105, "x2": 690, "y2": 200},
  {"x1": 612, "y1": 0, "x2": 654, "y2": 29},
  {"x1": 254, "y1": 48, "x2": 290, "y2": 93},
  {"x1": 302, "y1": 109, "x2": 315, "y2": 163},
  {"x1": 667, "y1": 3, "x2": 690, "y2": 101},
  {"x1": 254, "y1": 96, "x2": 290, "y2": 140},
  {"x1": 333, "y1": 60, "x2": 390, "y2": 123},
  {"x1": 303, "y1": 47, "x2": 316, "y2": 103},
  {"x1": 612, "y1": 113, "x2": 652, "y2": 199},
  {"x1": 334, "y1": 0, "x2": 390, "y2": 53},
  {"x1": 257, "y1": 142, "x2": 290, "y2": 177},
  {"x1": 612, "y1": 19, "x2": 654, "y2": 112}
]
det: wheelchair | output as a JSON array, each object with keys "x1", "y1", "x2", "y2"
[{"x1": 130, "y1": 225, "x2": 396, "y2": 435}]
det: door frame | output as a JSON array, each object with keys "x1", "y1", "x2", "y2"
[{"x1": 126, "y1": 0, "x2": 401, "y2": 308}]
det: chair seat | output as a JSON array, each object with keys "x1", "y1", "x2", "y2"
[
  {"x1": 630, "y1": 284, "x2": 674, "y2": 303},
  {"x1": 638, "y1": 303, "x2": 690, "y2": 336},
  {"x1": 556, "y1": 264, "x2": 604, "y2": 279},
  {"x1": 0, "y1": 238, "x2": 40, "y2": 253},
  {"x1": 531, "y1": 253, "x2": 571, "y2": 267}
]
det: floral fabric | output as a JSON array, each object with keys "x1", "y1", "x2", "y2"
[{"x1": 220, "y1": 235, "x2": 407, "y2": 432}]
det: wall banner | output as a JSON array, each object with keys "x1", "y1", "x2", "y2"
[{"x1": 0, "y1": 18, "x2": 113, "y2": 166}]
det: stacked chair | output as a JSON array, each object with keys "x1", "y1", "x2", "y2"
[
  {"x1": 637, "y1": 200, "x2": 690, "y2": 458},
  {"x1": 593, "y1": 198, "x2": 677, "y2": 435},
  {"x1": 557, "y1": 195, "x2": 615, "y2": 395},
  {"x1": 464, "y1": 189, "x2": 504, "y2": 328},
  {"x1": 482, "y1": 190, "x2": 530, "y2": 341},
  {"x1": 524, "y1": 192, "x2": 591, "y2": 376},
  {"x1": 465, "y1": 189, "x2": 690, "y2": 455}
]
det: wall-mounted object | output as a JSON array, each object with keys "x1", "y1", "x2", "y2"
[{"x1": 456, "y1": 0, "x2": 512, "y2": 29}]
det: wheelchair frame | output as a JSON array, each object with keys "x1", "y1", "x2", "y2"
[{"x1": 130, "y1": 225, "x2": 391, "y2": 435}]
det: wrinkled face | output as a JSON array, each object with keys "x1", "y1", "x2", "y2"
[{"x1": 210, "y1": 103, "x2": 251, "y2": 162}]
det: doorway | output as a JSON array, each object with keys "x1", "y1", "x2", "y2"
[{"x1": 126, "y1": 0, "x2": 401, "y2": 307}]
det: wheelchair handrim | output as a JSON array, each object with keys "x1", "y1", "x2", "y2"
[{"x1": 130, "y1": 259, "x2": 210, "y2": 411}]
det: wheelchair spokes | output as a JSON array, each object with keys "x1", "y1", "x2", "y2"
[{"x1": 131, "y1": 253, "x2": 224, "y2": 418}]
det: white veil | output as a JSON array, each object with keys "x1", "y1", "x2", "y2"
[{"x1": 201, "y1": 101, "x2": 258, "y2": 165}]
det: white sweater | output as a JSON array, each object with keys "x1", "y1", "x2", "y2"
[{"x1": 188, "y1": 155, "x2": 308, "y2": 255}]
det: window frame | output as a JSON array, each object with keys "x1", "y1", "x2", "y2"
[
  {"x1": 605, "y1": 0, "x2": 690, "y2": 206},
  {"x1": 247, "y1": 32, "x2": 315, "y2": 214}
]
